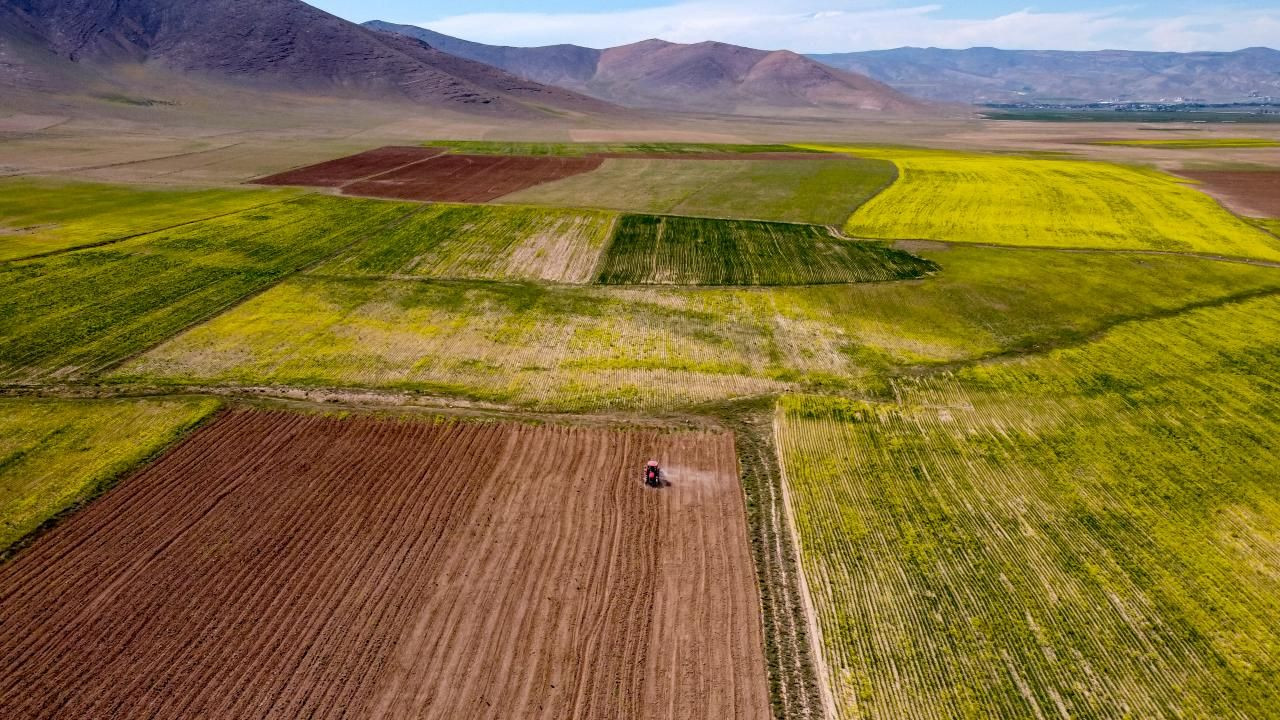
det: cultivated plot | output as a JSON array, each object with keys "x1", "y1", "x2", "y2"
[
  {"x1": 777, "y1": 294, "x2": 1280, "y2": 719},
  {"x1": 1180, "y1": 170, "x2": 1280, "y2": 219},
  {"x1": 422, "y1": 140, "x2": 825, "y2": 156},
  {"x1": 343, "y1": 154, "x2": 604, "y2": 203},
  {"x1": 253, "y1": 146, "x2": 446, "y2": 187},
  {"x1": 503, "y1": 156, "x2": 895, "y2": 225},
  {"x1": 0, "y1": 194, "x2": 414, "y2": 381},
  {"x1": 115, "y1": 246, "x2": 1280, "y2": 410},
  {"x1": 0, "y1": 178, "x2": 295, "y2": 261},
  {"x1": 595, "y1": 215, "x2": 936, "y2": 285},
  {"x1": 808, "y1": 145, "x2": 1280, "y2": 261},
  {"x1": 1093, "y1": 138, "x2": 1280, "y2": 149},
  {"x1": 0, "y1": 396, "x2": 219, "y2": 554},
  {"x1": 0, "y1": 409, "x2": 770, "y2": 720},
  {"x1": 317, "y1": 204, "x2": 617, "y2": 284}
]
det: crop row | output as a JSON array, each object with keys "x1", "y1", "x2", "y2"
[
  {"x1": 776, "y1": 293, "x2": 1280, "y2": 719},
  {"x1": 595, "y1": 215, "x2": 937, "y2": 286},
  {"x1": 316, "y1": 203, "x2": 617, "y2": 284},
  {"x1": 0, "y1": 195, "x2": 415, "y2": 381}
]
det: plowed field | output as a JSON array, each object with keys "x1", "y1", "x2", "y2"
[
  {"x1": 1181, "y1": 170, "x2": 1280, "y2": 218},
  {"x1": 343, "y1": 155, "x2": 604, "y2": 203},
  {"x1": 0, "y1": 409, "x2": 770, "y2": 720},
  {"x1": 253, "y1": 146, "x2": 446, "y2": 187}
]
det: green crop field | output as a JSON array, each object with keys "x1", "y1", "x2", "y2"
[
  {"x1": 1094, "y1": 137, "x2": 1280, "y2": 149},
  {"x1": 114, "y1": 244, "x2": 1280, "y2": 410},
  {"x1": 595, "y1": 215, "x2": 936, "y2": 285},
  {"x1": 423, "y1": 140, "x2": 823, "y2": 156},
  {"x1": 804, "y1": 145, "x2": 1280, "y2": 261},
  {"x1": 0, "y1": 396, "x2": 220, "y2": 554},
  {"x1": 501, "y1": 156, "x2": 895, "y2": 225},
  {"x1": 0, "y1": 194, "x2": 414, "y2": 381},
  {"x1": 316, "y1": 204, "x2": 617, "y2": 283},
  {"x1": 777, "y1": 293, "x2": 1280, "y2": 719},
  {"x1": 0, "y1": 178, "x2": 297, "y2": 261}
]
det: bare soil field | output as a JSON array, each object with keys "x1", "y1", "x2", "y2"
[
  {"x1": 1181, "y1": 170, "x2": 1280, "y2": 218},
  {"x1": 343, "y1": 154, "x2": 604, "y2": 202},
  {"x1": 0, "y1": 409, "x2": 770, "y2": 720},
  {"x1": 253, "y1": 146, "x2": 446, "y2": 187}
]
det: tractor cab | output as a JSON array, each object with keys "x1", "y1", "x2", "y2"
[{"x1": 644, "y1": 460, "x2": 663, "y2": 488}]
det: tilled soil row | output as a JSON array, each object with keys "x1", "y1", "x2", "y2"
[
  {"x1": 1180, "y1": 170, "x2": 1280, "y2": 218},
  {"x1": 0, "y1": 409, "x2": 770, "y2": 719}
]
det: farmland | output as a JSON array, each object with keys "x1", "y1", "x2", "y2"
[
  {"x1": 0, "y1": 178, "x2": 295, "y2": 261},
  {"x1": 1180, "y1": 170, "x2": 1280, "y2": 218},
  {"x1": 808, "y1": 145, "x2": 1280, "y2": 261},
  {"x1": 316, "y1": 204, "x2": 617, "y2": 283},
  {"x1": 0, "y1": 409, "x2": 770, "y2": 719},
  {"x1": 342, "y1": 154, "x2": 604, "y2": 202},
  {"x1": 115, "y1": 245, "x2": 1280, "y2": 410},
  {"x1": 422, "y1": 140, "x2": 824, "y2": 156},
  {"x1": 0, "y1": 194, "x2": 414, "y2": 381},
  {"x1": 595, "y1": 215, "x2": 936, "y2": 285},
  {"x1": 254, "y1": 146, "x2": 446, "y2": 187},
  {"x1": 503, "y1": 156, "x2": 896, "y2": 225},
  {"x1": 0, "y1": 397, "x2": 219, "y2": 554},
  {"x1": 776, "y1": 293, "x2": 1280, "y2": 719},
  {"x1": 1094, "y1": 137, "x2": 1280, "y2": 149}
]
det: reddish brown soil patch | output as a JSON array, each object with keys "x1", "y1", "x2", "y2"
[
  {"x1": 254, "y1": 146, "x2": 446, "y2": 187},
  {"x1": 0, "y1": 409, "x2": 769, "y2": 719},
  {"x1": 343, "y1": 154, "x2": 604, "y2": 202},
  {"x1": 1181, "y1": 170, "x2": 1280, "y2": 218}
]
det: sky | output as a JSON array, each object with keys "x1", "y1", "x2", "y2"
[{"x1": 308, "y1": 0, "x2": 1280, "y2": 53}]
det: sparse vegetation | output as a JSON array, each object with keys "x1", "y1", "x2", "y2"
[{"x1": 595, "y1": 214, "x2": 936, "y2": 285}]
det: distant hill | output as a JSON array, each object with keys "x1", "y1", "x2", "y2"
[
  {"x1": 366, "y1": 21, "x2": 928, "y2": 115},
  {"x1": 0, "y1": 0, "x2": 615, "y2": 117},
  {"x1": 809, "y1": 47, "x2": 1280, "y2": 104}
]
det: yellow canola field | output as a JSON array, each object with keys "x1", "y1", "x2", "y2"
[{"x1": 804, "y1": 145, "x2": 1280, "y2": 261}]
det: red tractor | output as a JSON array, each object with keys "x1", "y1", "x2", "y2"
[{"x1": 644, "y1": 460, "x2": 665, "y2": 488}]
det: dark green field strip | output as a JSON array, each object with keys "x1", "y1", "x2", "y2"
[
  {"x1": 422, "y1": 140, "x2": 827, "y2": 156},
  {"x1": 594, "y1": 215, "x2": 938, "y2": 286},
  {"x1": 0, "y1": 195, "x2": 415, "y2": 381}
]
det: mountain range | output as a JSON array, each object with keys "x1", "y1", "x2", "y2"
[
  {"x1": 365, "y1": 21, "x2": 924, "y2": 115},
  {"x1": 810, "y1": 47, "x2": 1280, "y2": 104},
  {"x1": 0, "y1": 0, "x2": 614, "y2": 117}
]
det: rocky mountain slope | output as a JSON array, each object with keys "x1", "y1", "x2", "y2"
[
  {"x1": 0, "y1": 0, "x2": 614, "y2": 117},
  {"x1": 367, "y1": 21, "x2": 927, "y2": 115}
]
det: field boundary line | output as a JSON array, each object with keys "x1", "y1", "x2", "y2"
[
  {"x1": 0, "y1": 399, "x2": 224, "y2": 565},
  {"x1": 772, "y1": 407, "x2": 837, "y2": 720},
  {"x1": 87, "y1": 203, "x2": 427, "y2": 379},
  {"x1": 1, "y1": 192, "x2": 310, "y2": 264}
]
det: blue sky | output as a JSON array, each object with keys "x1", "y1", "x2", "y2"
[{"x1": 310, "y1": 1, "x2": 1280, "y2": 53}]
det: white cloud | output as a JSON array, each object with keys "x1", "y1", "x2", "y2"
[{"x1": 416, "y1": 1, "x2": 1280, "y2": 53}]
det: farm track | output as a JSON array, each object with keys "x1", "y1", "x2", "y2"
[{"x1": 0, "y1": 409, "x2": 770, "y2": 719}]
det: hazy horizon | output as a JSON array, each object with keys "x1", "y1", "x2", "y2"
[{"x1": 310, "y1": 0, "x2": 1280, "y2": 54}]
